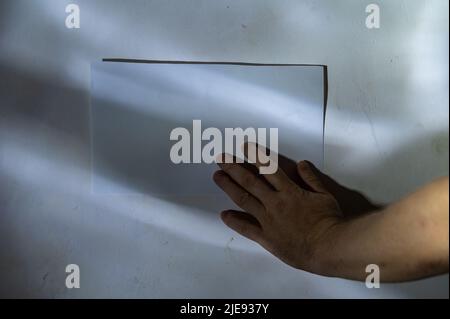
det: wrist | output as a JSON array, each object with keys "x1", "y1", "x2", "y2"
[{"x1": 305, "y1": 217, "x2": 348, "y2": 277}]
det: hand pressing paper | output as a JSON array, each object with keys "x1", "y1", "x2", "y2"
[{"x1": 90, "y1": 60, "x2": 326, "y2": 196}]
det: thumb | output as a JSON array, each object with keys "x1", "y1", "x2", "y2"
[{"x1": 297, "y1": 161, "x2": 328, "y2": 194}]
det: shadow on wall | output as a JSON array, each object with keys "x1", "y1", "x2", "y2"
[
  {"x1": 1, "y1": 61, "x2": 448, "y2": 215},
  {"x1": 0, "y1": 0, "x2": 448, "y2": 298},
  {"x1": 0, "y1": 0, "x2": 429, "y2": 124},
  {"x1": 1, "y1": 61, "x2": 449, "y2": 299}
]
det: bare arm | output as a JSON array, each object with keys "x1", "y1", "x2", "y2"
[
  {"x1": 316, "y1": 176, "x2": 449, "y2": 281},
  {"x1": 213, "y1": 144, "x2": 449, "y2": 282}
]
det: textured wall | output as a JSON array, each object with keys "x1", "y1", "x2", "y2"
[{"x1": 0, "y1": 0, "x2": 448, "y2": 298}]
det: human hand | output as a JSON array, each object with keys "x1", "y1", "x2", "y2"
[
  {"x1": 214, "y1": 144, "x2": 448, "y2": 281},
  {"x1": 213, "y1": 143, "x2": 344, "y2": 273}
]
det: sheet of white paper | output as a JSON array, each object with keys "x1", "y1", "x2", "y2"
[{"x1": 91, "y1": 61, "x2": 325, "y2": 196}]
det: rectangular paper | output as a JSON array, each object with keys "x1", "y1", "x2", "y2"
[{"x1": 91, "y1": 61, "x2": 326, "y2": 195}]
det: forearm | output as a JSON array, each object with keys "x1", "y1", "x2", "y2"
[{"x1": 316, "y1": 177, "x2": 449, "y2": 282}]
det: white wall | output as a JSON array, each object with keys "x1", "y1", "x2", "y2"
[{"x1": 0, "y1": 0, "x2": 448, "y2": 298}]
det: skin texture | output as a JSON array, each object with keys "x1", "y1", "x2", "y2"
[{"x1": 213, "y1": 143, "x2": 449, "y2": 282}]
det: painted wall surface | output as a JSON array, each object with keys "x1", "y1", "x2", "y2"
[{"x1": 0, "y1": 0, "x2": 448, "y2": 298}]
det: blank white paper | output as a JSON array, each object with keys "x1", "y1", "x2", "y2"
[{"x1": 90, "y1": 61, "x2": 325, "y2": 196}]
